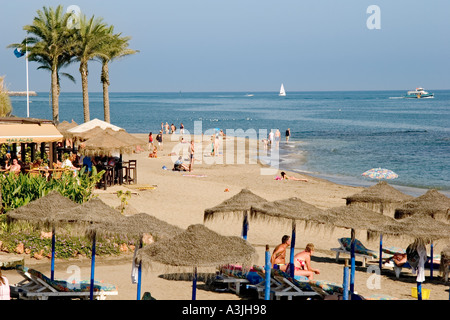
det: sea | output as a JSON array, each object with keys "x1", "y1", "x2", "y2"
[{"x1": 9, "y1": 90, "x2": 450, "y2": 197}]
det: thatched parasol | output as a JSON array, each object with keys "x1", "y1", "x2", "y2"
[
  {"x1": 56, "y1": 120, "x2": 78, "y2": 139},
  {"x1": 345, "y1": 181, "x2": 414, "y2": 218},
  {"x1": 250, "y1": 197, "x2": 326, "y2": 278},
  {"x1": 49, "y1": 197, "x2": 126, "y2": 300},
  {"x1": 104, "y1": 128, "x2": 147, "y2": 150},
  {"x1": 79, "y1": 130, "x2": 136, "y2": 156},
  {"x1": 135, "y1": 224, "x2": 258, "y2": 300},
  {"x1": 70, "y1": 126, "x2": 106, "y2": 141},
  {"x1": 6, "y1": 190, "x2": 80, "y2": 280},
  {"x1": 87, "y1": 212, "x2": 184, "y2": 242},
  {"x1": 7, "y1": 190, "x2": 79, "y2": 227},
  {"x1": 324, "y1": 205, "x2": 398, "y2": 239},
  {"x1": 370, "y1": 214, "x2": 450, "y2": 243},
  {"x1": 394, "y1": 189, "x2": 450, "y2": 223},
  {"x1": 203, "y1": 188, "x2": 268, "y2": 240},
  {"x1": 250, "y1": 197, "x2": 326, "y2": 225}
]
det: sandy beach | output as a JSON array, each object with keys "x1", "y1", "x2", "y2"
[{"x1": 2, "y1": 133, "x2": 449, "y2": 300}]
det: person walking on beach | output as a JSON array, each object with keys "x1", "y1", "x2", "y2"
[
  {"x1": 0, "y1": 269, "x2": 10, "y2": 300},
  {"x1": 271, "y1": 235, "x2": 291, "y2": 272},
  {"x1": 268, "y1": 130, "x2": 274, "y2": 148},
  {"x1": 189, "y1": 140, "x2": 195, "y2": 172},
  {"x1": 180, "y1": 122, "x2": 184, "y2": 135},
  {"x1": 275, "y1": 129, "x2": 281, "y2": 147},
  {"x1": 171, "y1": 123, "x2": 176, "y2": 134},
  {"x1": 165, "y1": 122, "x2": 170, "y2": 134},
  {"x1": 156, "y1": 131, "x2": 163, "y2": 151},
  {"x1": 285, "y1": 128, "x2": 291, "y2": 142},
  {"x1": 148, "y1": 132, "x2": 154, "y2": 151}
]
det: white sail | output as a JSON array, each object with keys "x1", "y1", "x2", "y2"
[{"x1": 279, "y1": 83, "x2": 286, "y2": 96}]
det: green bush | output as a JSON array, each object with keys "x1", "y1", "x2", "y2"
[{"x1": 0, "y1": 167, "x2": 104, "y2": 212}]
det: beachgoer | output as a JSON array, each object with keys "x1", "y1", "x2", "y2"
[
  {"x1": 211, "y1": 136, "x2": 215, "y2": 156},
  {"x1": 280, "y1": 171, "x2": 308, "y2": 182},
  {"x1": 268, "y1": 130, "x2": 274, "y2": 147},
  {"x1": 165, "y1": 122, "x2": 170, "y2": 134},
  {"x1": 271, "y1": 235, "x2": 291, "y2": 271},
  {"x1": 171, "y1": 123, "x2": 176, "y2": 134},
  {"x1": 156, "y1": 131, "x2": 163, "y2": 150},
  {"x1": 286, "y1": 128, "x2": 291, "y2": 142},
  {"x1": 180, "y1": 123, "x2": 184, "y2": 135},
  {"x1": 148, "y1": 132, "x2": 154, "y2": 150},
  {"x1": 82, "y1": 155, "x2": 93, "y2": 173},
  {"x1": 173, "y1": 156, "x2": 189, "y2": 171},
  {"x1": 0, "y1": 269, "x2": 10, "y2": 300},
  {"x1": 6, "y1": 158, "x2": 21, "y2": 175},
  {"x1": 149, "y1": 145, "x2": 158, "y2": 158},
  {"x1": 275, "y1": 129, "x2": 281, "y2": 147},
  {"x1": 161, "y1": 122, "x2": 164, "y2": 132},
  {"x1": 291, "y1": 243, "x2": 320, "y2": 280},
  {"x1": 189, "y1": 140, "x2": 195, "y2": 172}
]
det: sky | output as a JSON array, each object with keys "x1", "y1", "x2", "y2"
[{"x1": 1, "y1": 0, "x2": 450, "y2": 93}]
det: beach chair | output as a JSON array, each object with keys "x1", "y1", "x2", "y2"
[
  {"x1": 251, "y1": 266, "x2": 319, "y2": 300},
  {"x1": 331, "y1": 237, "x2": 378, "y2": 267},
  {"x1": 10, "y1": 265, "x2": 118, "y2": 300},
  {"x1": 214, "y1": 264, "x2": 260, "y2": 296}
]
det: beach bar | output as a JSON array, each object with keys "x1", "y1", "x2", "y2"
[{"x1": 0, "y1": 117, "x2": 63, "y2": 169}]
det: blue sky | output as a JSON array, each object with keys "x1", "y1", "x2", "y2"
[{"x1": 1, "y1": 0, "x2": 450, "y2": 92}]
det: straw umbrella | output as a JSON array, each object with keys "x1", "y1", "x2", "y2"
[
  {"x1": 6, "y1": 190, "x2": 80, "y2": 280},
  {"x1": 204, "y1": 188, "x2": 268, "y2": 240},
  {"x1": 104, "y1": 128, "x2": 147, "y2": 151},
  {"x1": 394, "y1": 189, "x2": 450, "y2": 223},
  {"x1": 48, "y1": 197, "x2": 126, "y2": 300},
  {"x1": 86, "y1": 212, "x2": 185, "y2": 300},
  {"x1": 56, "y1": 120, "x2": 78, "y2": 139},
  {"x1": 368, "y1": 214, "x2": 450, "y2": 300},
  {"x1": 324, "y1": 205, "x2": 400, "y2": 294},
  {"x1": 134, "y1": 224, "x2": 258, "y2": 300},
  {"x1": 80, "y1": 130, "x2": 136, "y2": 157},
  {"x1": 250, "y1": 197, "x2": 326, "y2": 278},
  {"x1": 345, "y1": 181, "x2": 414, "y2": 218}
]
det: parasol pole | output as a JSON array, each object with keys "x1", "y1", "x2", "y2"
[
  {"x1": 430, "y1": 241, "x2": 434, "y2": 280},
  {"x1": 289, "y1": 220, "x2": 296, "y2": 278},
  {"x1": 90, "y1": 231, "x2": 97, "y2": 301},
  {"x1": 50, "y1": 226, "x2": 56, "y2": 280},
  {"x1": 242, "y1": 211, "x2": 248, "y2": 240},
  {"x1": 350, "y1": 228, "x2": 356, "y2": 294},
  {"x1": 264, "y1": 245, "x2": 271, "y2": 300},
  {"x1": 192, "y1": 266, "x2": 198, "y2": 300},
  {"x1": 379, "y1": 233, "x2": 383, "y2": 272},
  {"x1": 136, "y1": 238, "x2": 143, "y2": 300},
  {"x1": 343, "y1": 259, "x2": 349, "y2": 300}
]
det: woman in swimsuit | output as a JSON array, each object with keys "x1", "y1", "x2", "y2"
[{"x1": 292, "y1": 243, "x2": 320, "y2": 280}]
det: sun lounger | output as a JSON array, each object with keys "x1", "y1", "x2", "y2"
[
  {"x1": 10, "y1": 265, "x2": 118, "y2": 300},
  {"x1": 214, "y1": 264, "x2": 259, "y2": 295},
  {"x1": 331, "y1": 237, "x2": 378, "y2": 267},
  {"x1": 250, "y1": 266, "x2": 320, "y2": 300}
]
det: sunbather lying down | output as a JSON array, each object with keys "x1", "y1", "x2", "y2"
[
  {"x1": 274, "y1": 171, "x2": 308, "y2": 182},
  {"x1": 392, "y1": 253, "x2": 407, "y2": 267}
]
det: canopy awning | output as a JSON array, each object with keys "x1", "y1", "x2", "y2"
[{"x1": 0, "y1": 118, "x2": 63, "y2": 144}]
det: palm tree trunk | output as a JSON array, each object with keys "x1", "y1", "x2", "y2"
[
  {"x1": 51, "y1": 66, "x2": 59, "y2": 124},
  {"x1": 80, "y1": 61, "x2": 90, "y2": 122},
  {"x1": 101, "y1": 61, "x2": 111, "y2": 123}
]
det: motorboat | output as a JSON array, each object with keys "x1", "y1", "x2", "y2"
[{"x1": 404, "y1": 87, "x2": 434, "y2": 99}]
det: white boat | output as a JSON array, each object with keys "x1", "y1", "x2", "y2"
[
  {"x1": 404, "y1": 87, "x2": 434, "y2": 99},
  {"x1": 279, "y1": 83, "x2": 286, "y2": 96}
]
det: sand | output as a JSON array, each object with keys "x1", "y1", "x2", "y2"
[{"x1": 2, "y1": 133, "x2": 449, "y2": 300}]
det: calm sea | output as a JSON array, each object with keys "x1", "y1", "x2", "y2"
[{"x1": 9, "y1": 90, "x2": 450, "y2": 196}]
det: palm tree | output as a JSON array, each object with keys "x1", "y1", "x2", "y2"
[
  {"x1": 99, "y1": 29, "x2": 138, "y2": 123},
  {"x1": 8, "y1": 6, "x2": 75, "y2": 124},
  {"x1": 74, "y1": 14, "x2": 109, "y2": 123}
]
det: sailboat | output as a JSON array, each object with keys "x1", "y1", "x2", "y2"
[{"x1": 279, "y1": 83, "x2": 286, "y2": 96}]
